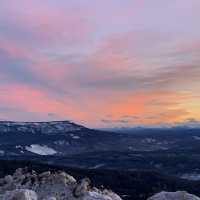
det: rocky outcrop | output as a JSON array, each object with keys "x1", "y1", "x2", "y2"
[
  {"x1": 2, "y1": 189, "x2": 37, "y2": 200},
  {"x1": 0, "y1": 168, "x2": 122, "y2": 200},
  {"x1": 1, "y1": 168, "x2": 200, "y2": 200},
  {"x1": 148, "y1": 191, "x2": 200, "y2": 200}
]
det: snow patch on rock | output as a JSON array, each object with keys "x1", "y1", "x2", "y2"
[
  {"x1": 193, "y1": 136, "x2": 200, "y2": 140},
  {"x1": 25, "y1": 144, "x2": 57, "y2": 155},
  {"x1": 70, "y1": 134, "x2": 80, "y2": 140},
  {"x1": 181, "y1": 173, "x2": 200, "y2": 181},
  {"x1": 0, "y1": 150, "x2": 4, "y2": 155}
]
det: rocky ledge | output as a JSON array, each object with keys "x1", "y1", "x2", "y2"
[
  {"x1": 0, "y1": 168, "x2": 121, "y2": 200},
  {"x1": 0, "y1": 168, "x2": 200, "y2": 200}
]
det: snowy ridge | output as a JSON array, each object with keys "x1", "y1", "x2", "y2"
[{"x1": 0, "y1": 121, "x2": 87, "y2": 134}]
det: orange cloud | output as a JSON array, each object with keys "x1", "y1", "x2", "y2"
[{"x1": 99, "y1": 91, "x2": 197, "y2": 127}]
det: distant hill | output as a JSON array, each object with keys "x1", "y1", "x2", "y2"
[{"x1": 0, "y1": 120, "x2": 88, "y2": 134}]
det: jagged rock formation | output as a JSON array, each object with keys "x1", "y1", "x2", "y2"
[
  {"x1": 0, "y1": 168, "x2": 122, "y2": 200},
  {"x1": 148, "y1": 191, "x2": 200, "y2": 200}
]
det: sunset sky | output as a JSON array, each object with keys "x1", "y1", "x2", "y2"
[{"x1": 0, "y1": 0, "x2": 200, "y2": 128}]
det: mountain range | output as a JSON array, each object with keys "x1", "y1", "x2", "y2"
[{"x1": 1, "y1": 120, "x2": 200, "y2": 180}]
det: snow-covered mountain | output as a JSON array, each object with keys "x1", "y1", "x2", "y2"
[
  {"x1": 0, "y1": 121, "x2": 86, "y2": 134},
  {"x1": 0, "y1": 120, "x2": 181, "y2": 158},
  {"x1": 0, "y1": 121, "x2": 88, "y2": 156},
  {"x1": 0, "y1": 120, "x2": 124, "y2": 157}
]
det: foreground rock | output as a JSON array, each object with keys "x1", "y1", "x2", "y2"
[
  {"x1": 3, "y1": 189, "x2": 37, "y2": 200},
  {"x1": 148, "y1": 191, "x2": 200, "y2": 200},
  {"x1": 0, "y1": 168, "x2": 122, "y2": 200}
]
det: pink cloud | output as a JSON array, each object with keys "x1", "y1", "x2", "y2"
[
  {"x1": 0, "y1": 0, "x2": 200, "y2": 127},
  {"x1": 0, "y1": 83, "x2": 87, "y2": 122},
  {"x1": 1, "y1": 0, "x2": 93, "y2": 46}
]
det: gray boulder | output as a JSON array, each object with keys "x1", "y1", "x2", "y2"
[{"x1": 148, "y1": 191, "x2": 200, "y2": 200}]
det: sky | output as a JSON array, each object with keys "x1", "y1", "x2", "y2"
[{"x1": 0, "y1": 0, "x2": 200, "y2": 128}]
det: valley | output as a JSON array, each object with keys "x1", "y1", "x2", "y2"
[{"x1": 1, "y1": 121, "x2": 200, "y2": 181}]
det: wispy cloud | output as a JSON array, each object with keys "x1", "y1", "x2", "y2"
[{"x1": 0, "y1": 0, "x2": 200, "y2": 127}]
